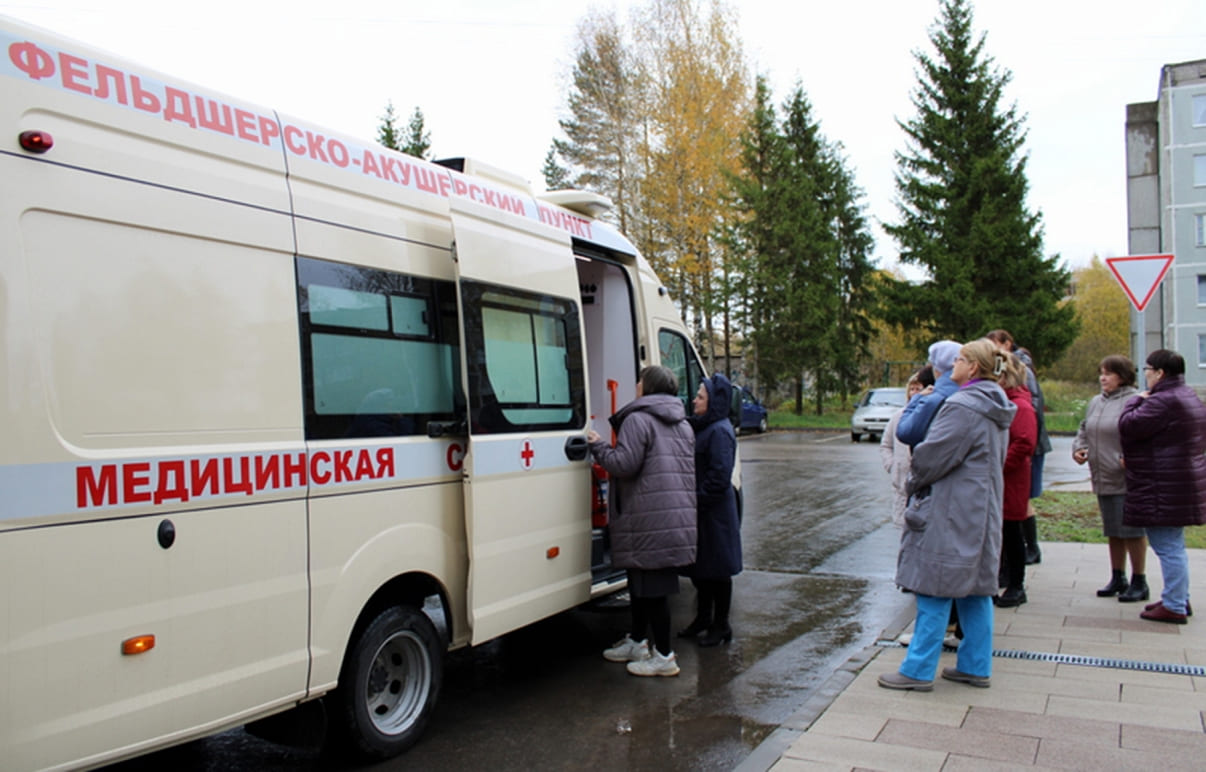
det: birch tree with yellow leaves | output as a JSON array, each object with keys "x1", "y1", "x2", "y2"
[
  {"x1": 553, "y1": 0, "x2": 751, "y2": 371},
  {"x1": 635, "y1": 0, "x2": 751, "y2": 369}
]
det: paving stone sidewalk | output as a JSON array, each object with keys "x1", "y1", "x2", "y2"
[{"x1": 739, "y1": 541, "x2": 1206, "y2": 771}]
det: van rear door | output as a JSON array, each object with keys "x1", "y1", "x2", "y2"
[{"x1": 449, "y1": 197, "x2": 592, "y2": 643}]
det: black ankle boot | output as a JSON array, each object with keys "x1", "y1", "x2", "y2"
[
  {"x1": 698, "y1": 623, "x2": 732, "y2": 647},
  {"x1": 1097, "y1": 571, "x2": 1128, "y2": 597},
  {"x1": 677, "y1": 616, "x2": 711, "y2": 638},
  {"x1": 995, "y1": 587, "x2": 1027, "y2": 608},
  {"x1": 1118, "y1": 574, "x2": 1149, "y2": 603}
]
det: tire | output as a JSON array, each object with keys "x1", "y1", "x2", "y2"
[
  {"x1": 330, "y1": 605, "x2": 443, "y2": 761},
  {"x1": 870, "y1": 434, "x2": 881, "y2": 443},
  {"x1": 758, "y1": 416, "x2": 768, "y2": 433},
  {"x1": 851, "y1": 432, "x2": 860, "y2": 443}
]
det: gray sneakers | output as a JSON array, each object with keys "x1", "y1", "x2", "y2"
[
  {"x1": 627, "y1": 650, "x2": 679, "y2": 677},
  {"x1": 603, "y1": 635, "x2": 650, "y2": 662}
]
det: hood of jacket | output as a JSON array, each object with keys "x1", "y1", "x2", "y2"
[
  {"x1": 950, "y1": 379, "x2": 1016, "y2": 430},
  {"x1": 1003, "y1": 385, "x2": 1031, "y2": 405},
  {"x1": 691, "y1": 373, "x2": 734, "y2": 431},
  {"x1": 610, "y1": 392, "x2": 687, "y2": 431}
]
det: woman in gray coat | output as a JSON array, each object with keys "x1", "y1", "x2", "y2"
[
  {"x1": 589, "y1": 365, "x2": 696, "y2": 677},
  {"x1": 879, "y1": 339, "x2": 1016, "y2": 691},
  {"x1": 1072, "y1": 355, "x2": 1145, "y2": 600}
]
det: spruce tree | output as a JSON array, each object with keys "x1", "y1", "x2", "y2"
[
  {"x1": 728, "y1": 80, "x2": 874, "y2": 413},
  {"x1": 377, "y1": 101, "x2": 401, "y2": 151},
  {"x1": 725, "y1": 75, "x2": 781, "y2": 391},
  {"x1": 401, "y1": 107, "x2": 432, "y2": 160},
  {"x1": 883, "y1": 0, "x2": 1076, "y2": 368},
  {"x1": 541, "y1": 144, "x2": 572, "y2": 190}
]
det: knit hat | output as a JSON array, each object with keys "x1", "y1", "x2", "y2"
[{"x1": 928, "y1": 340, "x2": 962, "y2": 375}]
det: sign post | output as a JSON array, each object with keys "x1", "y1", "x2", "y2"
[{"x1": 1105, "y1": 254, "x2": 1174, "y2": 369}]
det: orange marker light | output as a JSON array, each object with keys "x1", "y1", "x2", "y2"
[
  {"x1": 121, "y1": 635, "x2": 156, "y2": 655},
  {"x1": 546, "y1": 546, "x2": 560, "y2": 560}
]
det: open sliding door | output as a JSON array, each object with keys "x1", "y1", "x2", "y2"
[{"x1": 449, "y1": 198, "x2": 592, "y2": 643}]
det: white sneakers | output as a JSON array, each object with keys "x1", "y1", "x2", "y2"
[
  {"x1": 626, "y1": 650, "x2": 680, "y2": 677},
  {"x1": 603, "y1": 635, "x2": 650, "y2": 662},
  {"x1": 602, "y1": 635, "x2": 680, "y2": 676},
  {"x1": 896, "y1": 632, "x2": 960, "y2": 648}
]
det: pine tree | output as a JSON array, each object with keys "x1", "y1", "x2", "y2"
[
  {"x1": 401, "y1": 107, "x2": 432, "y2": 160},
  {"x1": 554, "y1": 9, "x2": 645, "y2": 233},
  {"x1": 377, "y1": 101, "x2": 401, "y2": 151},
  {"x1": 883, "y1": 0, "x2": 1076, "y2": 368}
]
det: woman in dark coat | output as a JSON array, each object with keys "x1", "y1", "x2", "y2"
[
  {"x1": 679, "y1": 373, "x2": 742, "y2": 647},
  {"x1": 1118, "y1": 349, "x2": 1206, "y2": 624},
  {"x1": 589, "y1": 365, "x2": 697, "y2": 676}
]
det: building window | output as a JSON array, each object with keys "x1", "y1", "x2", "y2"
[
  {"x1": 1200, "y1": 334, "x2": 1206, "y2": 368},
  {"x1": 1196, "y1": 94, "x2": 1206, "y2": 127},
  {"x1": 1197, "y1": 155, "x2": 1206, "y2": 187},
  {"x1": 1199, "y1": 275, "x2": 1206, "y2": 305}
]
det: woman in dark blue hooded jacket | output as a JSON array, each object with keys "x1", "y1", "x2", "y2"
[{"x1": 681, "y1": 373, "x2": 743, "y2": 646}]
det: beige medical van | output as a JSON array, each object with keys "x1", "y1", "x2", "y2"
[{"x1": 0, "y1": 15, "x2": 710, "y2": 770}]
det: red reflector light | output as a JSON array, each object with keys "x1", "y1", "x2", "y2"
[{"x1": 19, "y1": 130, "x2": 53, "y2": 153}]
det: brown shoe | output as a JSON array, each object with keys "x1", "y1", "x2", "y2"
[
  {"x1": 877, "y1": 672, "x2": 933, "y2": 691},
  {"x1": 1140, "y1": 604, "x2": 1188, "y2": 624},
  {"x1": 941, "y1": 667, "x2": 990, "y2": 688},
  {"x1": 1144, "y1": 600, "x2": 1193, "y2": 616}
]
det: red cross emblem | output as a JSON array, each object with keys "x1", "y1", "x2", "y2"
[{"x1": 520, "y1": 439, "x2": 535, "y2": 470}]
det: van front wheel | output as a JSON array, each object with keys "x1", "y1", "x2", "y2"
[{"x1": 331, "y1": 605, "x2": 443, "y2": 761}]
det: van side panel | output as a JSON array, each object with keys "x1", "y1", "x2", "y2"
[
  {"x1": 1, "y1": 26, "x2": 309, "y2": 766},
  {"x1": 0, "y1": 504, "x2": 308, "y2": 771}
]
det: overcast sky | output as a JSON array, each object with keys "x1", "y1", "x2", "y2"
[{"x1": 3, "y1": 0, "x2": 1204, "y2": 275}]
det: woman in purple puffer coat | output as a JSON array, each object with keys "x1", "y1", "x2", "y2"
[
  {"x1": 589, "y1": 365, "x2": 697, "y2": 676},
  {"x1": 1118, "y1": 349, "x2": 1206, "y2": 625}
]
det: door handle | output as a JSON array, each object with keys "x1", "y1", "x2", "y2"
[{"x1": 565, "y1": 435, "x2": 589, "y2": 461}]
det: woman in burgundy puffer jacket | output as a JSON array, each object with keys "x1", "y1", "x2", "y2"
[
  {"x1": 1119, "y1": 349, "x2": 1206, "y2": 624},
  {"x1": 996, "y1": 354, "x2": 1037, "y2": 608}
]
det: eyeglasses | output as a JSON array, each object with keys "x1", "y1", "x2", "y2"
[{"x1": 1143, "y1": 365, "x2": 1156, "y2": 371}]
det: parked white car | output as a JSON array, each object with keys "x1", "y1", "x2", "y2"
[{"x1": 850, "y1": 387, "x2": 907, "y2": 442}]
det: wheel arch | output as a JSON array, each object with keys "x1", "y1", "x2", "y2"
[{"x1": 346, "y1": 572, "x2": 451, "y2": 654}]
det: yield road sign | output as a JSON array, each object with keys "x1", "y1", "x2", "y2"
[{"x1": 1104, "y1": 254, "x2": 1174, "y2": 312}]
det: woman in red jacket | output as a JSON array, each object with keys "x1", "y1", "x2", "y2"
[{"x1": 996, "y1": 354, "x2": 1037, "y2": 607}]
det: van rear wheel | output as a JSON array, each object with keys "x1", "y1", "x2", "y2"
[{"x1": 330, "y1": 605, "x2": 443, "y2": 761}]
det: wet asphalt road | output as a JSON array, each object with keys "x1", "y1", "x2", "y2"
[{"x1": 102, "y1": 433, "x2": 1087, "y2": 772}]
